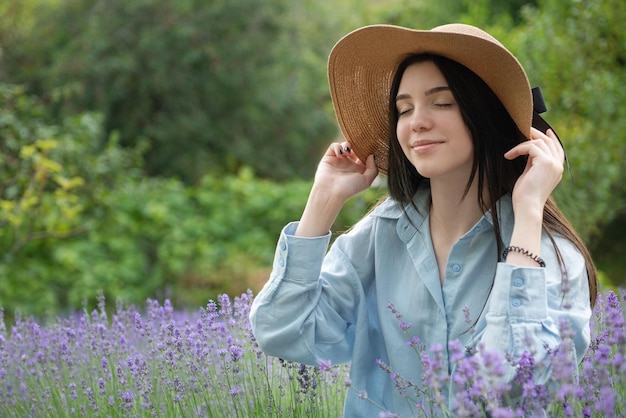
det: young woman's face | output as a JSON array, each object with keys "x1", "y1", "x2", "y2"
[{"x1": 395, "y1": 61, "x2": 474, "y2": 181}]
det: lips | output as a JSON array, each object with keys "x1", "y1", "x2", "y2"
[{"x1": 411, "y1": 140, "x2": 443, "y2": 153}]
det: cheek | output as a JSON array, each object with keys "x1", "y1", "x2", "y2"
[
  {"x1": 460, "y1": 126, "x2": 474, "y2": 154},
  {"x1": 396, "y1": 120, "x2": 410, "y2": 146}
]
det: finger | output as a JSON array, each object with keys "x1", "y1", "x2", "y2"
[
  {"x1": 504, "y1": 140, "x2": 541, "y2": 160},
  {"x1": 530, "y1": 127, "x2": 560, "y2": 156},
  {"x1": 363, "y1": 154, "x2": 379, "y2": 183},
  {"x1": 340, "y1": 141, "x2": 357, "y2": 160},
  {"x1": 341, "y1": 141, "x2": 366, "y2": 165},
  {"x1": 530, "y1": 126, "x2": 557, "y2": 140},
  {"x1": 545, "y1": 128, "x2": 565, "y2": 162},
  {"x1": 327, "y1": 142, "x2": 349, "y2": 157},
  {"x1": 545, "y1": 132, "x2": 564, "y2": 166},
  {"x1": 531, "y1": 128, "x2": 565, "y2": 163},
  {"x1": 530, "y1": 126, "x2": 546, "y2": 139},
  {"x1": 506, "y1": 128, "x2": 561, "y2": 160},
  {"x1": 529, "y1": 128, "x2": 554, "y2": 151}
]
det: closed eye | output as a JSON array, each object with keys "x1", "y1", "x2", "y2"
[{"x1": 397, "y1": 107, "x2": 413, "y2": 116}]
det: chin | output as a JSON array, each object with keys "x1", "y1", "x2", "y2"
[{"x1": 413, "y1": 166, "x2": 438, "y2": 179}]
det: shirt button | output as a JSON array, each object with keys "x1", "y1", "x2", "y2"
[
  {"x1": 511, "y1": 298, "x2": 522, "y2": 308},
  {"x1": 279, "y1": 241, "x2": 286, "y2": 251},
  {"x1": 279, "y1": 258, "x2": 285, "y2": 268},
  {"x1": 513, "y1": 277, "x2": 524, "y2": 287},
  {"x1": 451, "y1": 264, "x2": 462, "y2": 273}
]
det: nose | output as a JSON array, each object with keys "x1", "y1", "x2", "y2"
[{"x1": 409, "y1": 108, "x2": 433, "y2": 132}]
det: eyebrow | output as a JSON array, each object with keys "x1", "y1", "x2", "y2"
[
  {"x1": 425, "y1": 86, "x2": 451, "y2": 96},
  {"x1": 395, "y1": 86, "x2": 451, "y2": 102}
]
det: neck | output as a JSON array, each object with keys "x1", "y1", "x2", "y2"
[{"x1": 429, "y1": 177, "x2": 487, "y2": 240}]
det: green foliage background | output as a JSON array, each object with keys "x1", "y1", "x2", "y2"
[{"x1": 0, "y1": 0, "x2": 624, "y2": 318}]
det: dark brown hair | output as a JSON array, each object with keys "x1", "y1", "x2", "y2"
[{"x1": 386, "y1": 54, "x2": 598, "y2": 307}]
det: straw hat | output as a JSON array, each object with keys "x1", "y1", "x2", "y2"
[{"x1": 327, "y1": 23, "x2": 533, "y2": 173}]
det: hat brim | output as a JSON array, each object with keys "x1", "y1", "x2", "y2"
[{"x1": 328, "y1": 24, "x2": 532, "y2": 173}]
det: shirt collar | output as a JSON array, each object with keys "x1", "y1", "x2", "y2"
[
  {"x1": 368, "y1": 189, "x2": 429, "y2": 220},
  {"x1": 369, "y1": 189, "x2": 514, "y2": 238}
]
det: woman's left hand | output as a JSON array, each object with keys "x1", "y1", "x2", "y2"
[{"x1": 504, "y1": 127, "x2": 565, "y2": 215}]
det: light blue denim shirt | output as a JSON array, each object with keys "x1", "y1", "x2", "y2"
[{"x1": 249, "y1": 191, "x2": 591, "y2": 417}]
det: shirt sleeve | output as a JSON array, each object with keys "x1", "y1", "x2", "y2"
[
  {"x1": 477, "y1": 236, "x2": 592, "y2": 384},
  {"x1": 249, "y1": 222, "x2": 368, "y2": 366}
]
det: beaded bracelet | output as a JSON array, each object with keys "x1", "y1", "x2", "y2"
[{"x1": 503, "y1": 245, "x2": 546, "y2": 268}]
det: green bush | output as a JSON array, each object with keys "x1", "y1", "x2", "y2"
[
  {"x1": 0, "y1": 83, "x2": 146, "y2": 317},
  {"x1": 1, "y1": 0, "x2": 341, "y2": 182},
  {"x1": 3, "y1": 0, "x2": 624, "y2": 317},
  {"x1": 0, "y1": 83, "x2": 384, "y2": 318}
]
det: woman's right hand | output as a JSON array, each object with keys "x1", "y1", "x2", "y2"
[
  {"x1": 295, "y1": 141, "x2": 378, "y2": 237},
  {"x1": 313, "y1": 141, "x2": 379, "y2": 202}
]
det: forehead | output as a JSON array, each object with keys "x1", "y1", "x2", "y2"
[{"x1": 397, "y1": 61, "x2": 448, "y2": 91}]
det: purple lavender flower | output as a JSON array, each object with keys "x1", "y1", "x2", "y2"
[
  {"x1": 229, "y1": 343, "x2": 244, "y2": 363},
  {"x1": 69, "y1": 382, "x2": 77, "y2": 400},
  {"x1": 317, "y1": 358, "x2": 333, "y2": 372},
  {"x1": 386, "y1": 302, "x2": 403, "y2": 320},
  {"x1": 0, "y1": 290, "x2": 623, "y2": 417},
  {"x1": 398, "y1": 321, "x2": 412, "y2": 332},
  {"x1": 121, "y1": 389, "x2": 134, "y2": 410},
  {"x1": 98, "y1": 377, "x2": 106, "y2": 395},
  {"x1": 420, "y1": 343, "x2": 448, "y2": 410},
  {"x1": 448, "y1": 340, "x2": 465, "y2": 364},
  {"x1": 462, "y1": 305, "x2": 473, "y2": 326}
]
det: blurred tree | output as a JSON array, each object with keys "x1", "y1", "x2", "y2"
[
  {"x1": 4, "y1": 0, "x2": 542, "y2": 184},
  {"x1": 1, "y1": 0, "x2": 345, "y2": 182},
  {"x1": 0, "y1": 0, "x2": 38, "y2": 82},
  {"x1": 506, "y1": 0, "x2": 626, "y2": 285},
  {"x1": 512, "y1": 0, "x2": 625, "y2": 236},
  {"x1": 461, "y1": 0, "x2": 539, "y2": 26},
  {"x1": 366, "y1": 0, "x2": 465, "y2": 28},
  {"x1": 362, "y1": 0, "x2": 537, "y2": 29},
  {"x1": 0, "y1": 81, "x2": 386, "y2": 319},
  {"x1": 0, "y1": 84, "x2": 87, "y2": 256},
  {"x1": 2, "y1": 0, "x2": 624, "y2": 314},
  {"x1": 0, "y1": 82, "x2": 147, "y2": 317},
  {"x1": 591, "y1": 211, "x2": 626, "y2": 288}
]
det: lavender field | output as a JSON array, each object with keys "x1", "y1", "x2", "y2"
[
  {"x1": 0, "y1": 291, "x2": 348, "y2": 417},
  {"x1": 0, "y1": 289, "x2": 624, "y2": 417}
]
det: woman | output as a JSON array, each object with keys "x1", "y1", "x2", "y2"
[{"x1": 250, "y1": 23, "x2": 597, "y2": 416}]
